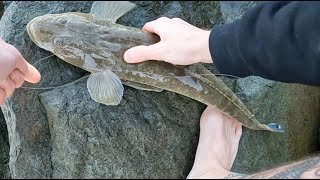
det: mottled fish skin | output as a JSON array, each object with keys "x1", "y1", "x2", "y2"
[{"x1": 26, "y1": 12, "x2": 282, "y2": 132}]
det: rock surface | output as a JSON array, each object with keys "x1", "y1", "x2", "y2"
[
  {"x1": 0, "y1": 112, "x2": 9, "y2": 179},
  {"x1": 219, "y1": 1, "x2": 320, "y2": 173},
  {"x1": 219, "y1": 1, "x2": 256, "y2": 23},
  {"x1": 3, "y1": 1, "x2": 12, "y2": 11},
  {"x1": 0, "y1": 1, "x2": 319, "y2": 179},
  {"x1": 0, "y1": 1, "x2": 215, "y2": 178}
]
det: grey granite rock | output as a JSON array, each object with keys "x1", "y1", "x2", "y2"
[
  {"x1": 3, "y1": 1, "x2": 12, "y2": 11},
  {"x1": 0, "y1": 1, "x2": 217, "y2": 178},
  {"x1": 0, "y1": 1, "x2": 319, "y2": 179},
  {"x1": 0, "y1": 1, "x2": 94, "y2": 178}
]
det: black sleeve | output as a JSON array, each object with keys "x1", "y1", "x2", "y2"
[{"x1": 209, "y1": 1, "x2": 320, "y2": 86}]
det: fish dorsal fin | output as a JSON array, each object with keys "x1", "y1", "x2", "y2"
[
  {"x1": 90, "y1": 1, "x2": 136, "y2": 23},
  {"x1": 87, "y1": 70, "x2": 124, "y2": 106}
]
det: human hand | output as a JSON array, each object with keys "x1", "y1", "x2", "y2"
[
  {"x1": 198, "y1": 106, "x2": 242, "y2": 171},
  {"x1": 123, "y1": 17, "x2": 213, "y2": 65},
  {"x1": 0, "y1": 38, "x2": 41, "y2": 106}
]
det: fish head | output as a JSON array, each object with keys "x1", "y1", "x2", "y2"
[
  {"x1": 27, "y1": 13, "x2": 88, "y2": 51},
  {"x1": 27, "y1": 11, "x2": 160, "y2": 72},
  {"x1": 26, "y1": 12, "x2": 110, "y2": 71}
]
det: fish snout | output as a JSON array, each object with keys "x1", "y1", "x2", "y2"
[
  {"x1": 27, "y1": 16, "x2": 42, "y2": 44},
  {"x1": 26, "y1": 15, "x2": 56, "y2": 50}
]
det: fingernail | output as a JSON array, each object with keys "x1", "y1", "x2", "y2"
[{"x1": 124, "y1": 51, "x2": 132, "y2": 62}]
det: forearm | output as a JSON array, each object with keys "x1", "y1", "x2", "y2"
[
  {"x1": 210, "y1": 1, "x2": 320, "y2": 86},
  {"x1": 223, "y1": 155, "x2": 320, "y2": 179}
]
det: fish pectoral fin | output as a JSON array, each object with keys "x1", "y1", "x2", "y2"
[
  {"x1": 90, "y1": 1, "x2": 136, "y2": 23},
  {"x1": 122, "y1": 81, "x2": 163, "y2": 92},
  {"x1": 87, "y1": 70, "x2": 124, "y2": 106}
]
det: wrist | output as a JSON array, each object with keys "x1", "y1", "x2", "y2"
[{"x1": 197, "y1": 30, "x2": 213, "y2": 64}]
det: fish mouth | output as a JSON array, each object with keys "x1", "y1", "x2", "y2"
[{"x1": 26, "y1": 16, "x2": 40, "y2": 44}]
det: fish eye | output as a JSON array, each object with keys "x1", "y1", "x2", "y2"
[
  {"x1": 57, "y1": 17, "x2": 67, "y2": 24},
  {"x1": 53, "y1": 37, "x2": 63, "y2": 46}
]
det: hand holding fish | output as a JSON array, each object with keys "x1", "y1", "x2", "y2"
[
  {"x1": 123, "y1": 17, "x2": 213, "y2": 65},
  {"x1": 0, "y1": 37, "x2": 41, "y2": 106}
]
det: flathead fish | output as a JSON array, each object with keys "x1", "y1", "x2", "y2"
[{"x1": 26, "y1": 1, "x2": 284, "y2": 132}]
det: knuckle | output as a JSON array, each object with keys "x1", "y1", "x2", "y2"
[
  {"x1": 172, "y1": 17, "x2": 187, "y2": 24},
  {"x1": 7, "y1": 44, "x2": 23, "y2": 60},
  {"x1": 11, "y1": 77, "x2": 24, "y2": 88},
  {"x1": 6, "y1": 87, "x2": 15, "y2": 97},
  {"x1": 10, "y1": 70, "x2": 22, "y2": 81},
  {"x1": 0, "y1": 80, "x2": 15, "y2": 97},
  {"x1": 172, "y1": 17, "x2": 182, "y2": 21},
  {"x1": 7, "y1": 44, "x2": 17, "y2": 53},
  {"x1": 158, "y1": 17, "x2": 169, "y2": 22},
  {"x1": 0, "y1": 89, "x2": 5, "y2": 103},
  {"x1": 16, "y1": 80, "x2": 24, "y2": 88},
  {"x1": 0, "y1": 88, "x2": 5, "y2": 95}
]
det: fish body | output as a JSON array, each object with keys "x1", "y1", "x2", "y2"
[{"x1": 26, "y1": 1, "x2": 283, "y2": 132}]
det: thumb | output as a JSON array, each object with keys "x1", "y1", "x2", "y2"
[
  {"x1": 17, "y1": 59, "x2": 41, "y2": 84},
  {"x1": 23, "y1": 63, "x2": 41, "y2": 83},
  {"x1": 123, "y1": 43, "x2": 164, "y2": 63}
]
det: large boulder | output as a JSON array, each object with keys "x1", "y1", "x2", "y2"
[
  {"x1": 0, "y1": 1, "x2": 319, "y2": 178},
  {"x1": 219, "y1": 1, "x2": 320, "y2": 174},
  {"x1": 0, "y1": 1, "x2": 215, "y2": 178}
]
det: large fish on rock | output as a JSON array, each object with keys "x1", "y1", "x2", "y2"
[{"x1": 26, "y1": 1, "x2": 284, "y2": 133}]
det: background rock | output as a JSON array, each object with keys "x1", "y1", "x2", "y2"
[
  {"x1": 3, "y1": 1, "x2": 12, "y2": 11},
  {"x1": 0, "y1": 1, "x2": 4, "y2": 18},
  {"x1": 0, "y1": 1, "x2": 215, "y2": 178},
  {"x1": 232, "y1": 76, "x2": 320, "y2": 173},
  {"x1": 219, "y1": 1, "x2": 320, "y2": 174},
  {"x1": 0, "y1": 113, "x2": 9, "y2": 179},
  {"x1": 0, "y1": 1, "x2": 319, "y2": 179},
  {"x1": 219, "y1": 1, "x2": 256, "y2": 23},
  {"x1": 0, "y1": 1, "x2": 96, "y2": 178},
  {"x1": 39, "y1": 82, "x2": 204, "y2": 179}
]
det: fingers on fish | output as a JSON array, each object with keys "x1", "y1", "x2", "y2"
[{"x1": 87, "y1": 70, "x2": 124, "y2": 105}]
